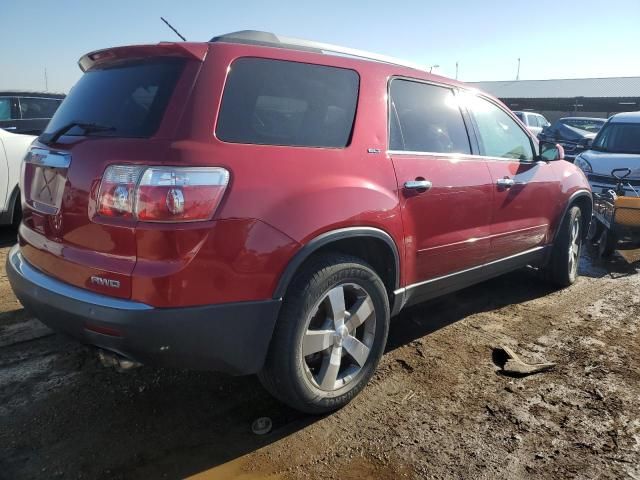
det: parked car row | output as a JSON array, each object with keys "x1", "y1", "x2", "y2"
[
  {"x1": 512, "y1": 109, "x2": 608, "y2": 161},
  {"x1": 513, "y1": 111, "x2": 550, "y2": 136},
  {"x1": 538, "y1": 117, "x2": 606, "y2": 160},
  {"x1": 5, "y1": 30, "x2": 592, "y2": 414}
]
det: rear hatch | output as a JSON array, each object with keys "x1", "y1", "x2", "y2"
[{"x1": 19, "y1": 43, "x2": 207, "y2": 299}]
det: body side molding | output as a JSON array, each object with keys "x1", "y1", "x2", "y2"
[{"x1": 393, "y1": 245, "x2": 550, "y2": 312}]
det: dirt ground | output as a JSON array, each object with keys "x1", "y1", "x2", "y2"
[{"x1": 1, "y1": 225, "x2": 639, "y2": 480}]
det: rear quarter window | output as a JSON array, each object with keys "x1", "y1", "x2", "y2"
[{"x1": 216, "y1": 58, "x2": 360, "y2": 148}]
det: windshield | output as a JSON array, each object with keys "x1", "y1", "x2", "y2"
[
  {"x1": 563, "y1": 118, "x2": 605, "y2": 133},
  {"x1": 44, "y1": 58, "x2": 185, "y2": 139},
  {"x1": 592, "y1": 122, "x2": 640, "y2": 154}
]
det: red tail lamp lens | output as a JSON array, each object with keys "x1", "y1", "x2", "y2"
[
  {"x1": 97, "y1": 166, "x2": 229, "y2": 222},
  {"x1": 135, "y1": 167, "x2": 229, "y2": 222}
]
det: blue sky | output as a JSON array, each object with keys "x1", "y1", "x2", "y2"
[{"x1": 2, "y1": 0, "x2": 639, "y2": 93}]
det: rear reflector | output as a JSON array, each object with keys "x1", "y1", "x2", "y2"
[
  {"x1": 84, "y1": 322, "x2": 123, "y2": 337},
  {"x1": 97, "y1": 165, "x2": 230, "y2": 222}
]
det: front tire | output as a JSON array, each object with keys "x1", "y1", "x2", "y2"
[
  {"x1": 598, "y1": 228, "x2": 617, "y2": 257},
  {"x1": 586, "y1": 217, "x2": 602, "y2": 244},
  {"x1": 259, "y1": 254, "x2": 390, "y2": 414},
  {"x1": 544, "y1": 205, "x2": 583, "y2": 287}
]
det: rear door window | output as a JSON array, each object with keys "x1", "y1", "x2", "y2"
[
  {"x1": 43, "y1": 58, "x2": 186, "y2": 139},
  {"x1": 527, "y1": 114, "x2": 540, "y2": 127},
  {"x1": 216, "y1": 58, "x2": 359, "y2": 148},
  {"x1": 389, "y1": 79, "x2": 471, "y2": 154}
]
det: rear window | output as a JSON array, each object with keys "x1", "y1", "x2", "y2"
[
  {"x1": 43, "y1": 58, "x2": 185, "y2": 139},
  {"x1": 216, "y1": 58, "x2": 359, "y2": 148},
  {"x1": 563, "y1": 118, "x2": 605, "y2": 133}
]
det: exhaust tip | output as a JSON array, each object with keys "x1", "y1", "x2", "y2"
[{"x1": 98, "y1": 349, "x2": 142, "y2": 371}]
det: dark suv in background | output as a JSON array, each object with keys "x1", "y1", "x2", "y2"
[{"x1": 0, "y1": 91, "x2": 65, "y2": 135}]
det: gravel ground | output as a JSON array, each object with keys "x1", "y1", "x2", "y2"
[{"x1": 0, "y1": 226, "x2": 638, "y2": 480}]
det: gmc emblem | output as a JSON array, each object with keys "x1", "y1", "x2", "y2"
[{"x1": 90, "y1": 276, "x2": 121, "y2": 289}]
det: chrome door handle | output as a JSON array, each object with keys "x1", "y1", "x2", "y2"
[
  {"x1": 496, "y1": 178, "x2": 515, "y2": 188},
  {"x1": 404, "y1": 179, "x2": 432, "y2": 191},
  {"x1": 2, "y1": 126, "x2": 17, "y2": 130}
]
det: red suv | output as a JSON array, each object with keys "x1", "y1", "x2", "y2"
[{"x1": 7, "y1": 31, "x2": 591, "y2": 413}]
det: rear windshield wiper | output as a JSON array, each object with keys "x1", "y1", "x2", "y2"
[{"x1": 41, "y1": 121, "x2": 115, "y2": 144}]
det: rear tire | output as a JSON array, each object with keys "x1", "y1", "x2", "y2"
[
  {"x1": 259, "y1": 254, "x2": 389, "y2": 414},
  {"x1": 544, "y1": 205, "x2": 582, "y2": 287}
]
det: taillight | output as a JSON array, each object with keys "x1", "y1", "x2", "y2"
[
  {"x1": 97, "y1": 165, "x2": 145, "y2": 218},
  {"x1": 136, "y1": 167, "x2": 229, "y2": 222},
  {"x1": 97, "y1": 166, "x2": 230, "y2": 222}
]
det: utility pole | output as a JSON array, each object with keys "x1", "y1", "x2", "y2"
[
  {"x1": 44, "y1": 68, "x2": 48, "y2": 91},
  {"x1": 516, "y1": 58, "x2": 521, "y2": 81},
  {"x1": 455, "y1": 62, "x2": 459, "y2": 80}
]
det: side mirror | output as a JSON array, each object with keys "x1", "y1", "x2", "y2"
[{"x1": 539, "y1": 141, "x2": 564, "y2": 161}]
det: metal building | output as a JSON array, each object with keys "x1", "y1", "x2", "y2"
[{"x1": 470, "y1": 77, "x2": 640, "y2": 122}]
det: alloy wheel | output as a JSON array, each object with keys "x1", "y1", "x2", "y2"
[
  {"x1": 301, "y1": 283, "x2": 376, "y2": 391},
  {"x1": 568, "y1": 216, "x2": 581, "y2": 277}
]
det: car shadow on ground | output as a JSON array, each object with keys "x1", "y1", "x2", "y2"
[
  {"x1": 386, "y1": 247, "x2": 638, "y2": 352},
  {"x1": 1, "y1": 243, "x2": 638, "y2": 479}
]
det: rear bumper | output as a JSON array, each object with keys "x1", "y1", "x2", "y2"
[{"x1": 6, "y1": 245, "x2": 281, "y2": 375}]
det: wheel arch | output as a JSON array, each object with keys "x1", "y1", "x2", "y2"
[
  {"x1": 273, "y1": 227, "x2": 401, "y2": 304},
  {"x1": 554, "y1": 190, "x2": 593, "y2": 242}
]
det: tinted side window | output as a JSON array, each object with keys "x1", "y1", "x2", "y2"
[
  {"x1": 19, "y1": 97, "x2": 62, "y2": 119},
  {"x1": 389, "y1": 79, "x2": 471, "y2": 154},
  {"x1": 216, "y1": 58, "x2": 359, "y2": 148},
  {"x1": 468, "y1": 97, "x2": 534, "y2": 161},
  {"x1": 527, "y1": 114, "x2": 539, "y2": 127}
]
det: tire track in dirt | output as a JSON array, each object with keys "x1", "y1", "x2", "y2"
[{"x1": 1, "y1": 231, "x2": 639, "y2": 479}]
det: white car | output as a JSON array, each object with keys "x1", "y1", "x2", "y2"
[
  {"x1": 574, "y1": 111, "x2": 640, "y2": 196},
  {"x1": 0, "y1": 128, "x2": 35, "y2": 225},
  {"x1": 513, "y1": 111, "x2": 550, "y2": 136}
]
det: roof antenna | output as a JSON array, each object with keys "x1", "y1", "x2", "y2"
[{"x1": 160, "y1": 17, "x2": 187, "y2": 41}]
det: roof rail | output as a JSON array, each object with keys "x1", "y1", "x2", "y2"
[{"x1": 209, "y1": 30, "x2": 428, "y2": 73}]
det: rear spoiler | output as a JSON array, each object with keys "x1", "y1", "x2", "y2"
[{"x1": 78, "y1": 42, "x2": 209, "y2": 72}]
